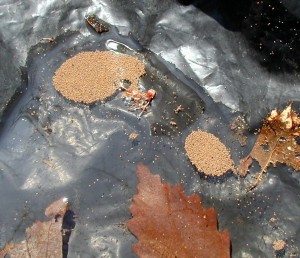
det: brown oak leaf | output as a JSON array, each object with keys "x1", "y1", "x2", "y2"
[
  {"x1": 127, "y1": 164, "x2": 231, "y2": 258},
  {"x1": 0, "y1": 198, "x2": 69, "y2": 258},
  {"x1": 238, "y1": 104, "x2": 300, "y2": 187}
]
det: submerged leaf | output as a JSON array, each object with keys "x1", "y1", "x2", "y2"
[
  {"x1": 127, "y1": 164, "x2": 230, "y2": 258},
  {"x1": 0, "y1": 198, "x2": 69, "y2": 258},
  {"x1": 238, "y1": 104, "x2": 300, "y2": 186}
]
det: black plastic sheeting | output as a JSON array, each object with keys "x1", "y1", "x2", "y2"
[{"x1": 1, "y1": 0, "x2": 300, "y2": 257}]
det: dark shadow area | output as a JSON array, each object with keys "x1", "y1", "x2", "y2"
[
  {"x1": 62, "y1": 209, "x2": 76, "y2": 258},
  {"x1": 197, "y1": 168, "x2": 236, "y2": 184},
  {"x1": 177, "y1": 0, "x2": 300, "y2": 74},
  {"x1": 178, "y1": 0, "x2": 251, "y2": 31}
]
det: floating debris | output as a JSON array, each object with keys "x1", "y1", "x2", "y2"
[
  {"x1": 117, "y1": 82, "x2": 156, "y2": 118},
  {"x1": 174, "y1": 105, "x2": 184, "y2": 114},
  {"x1": 85, "y1": 14, "x2": 109, "y2": 33}
]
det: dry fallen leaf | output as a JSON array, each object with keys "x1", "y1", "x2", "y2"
[
  {"x1": 0, "y1": 198, "x2": 69, "y2": 258},
  {"x1": 238, "y1": 104, "x2": 300, "y2": 188},
  {"x1": 127, "y1": 164, "x2": 230, "y2": 258}
]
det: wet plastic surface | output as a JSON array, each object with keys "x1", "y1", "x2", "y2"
[{"x1": 0, "y1": 0, "x2": 300, "y2": 257}]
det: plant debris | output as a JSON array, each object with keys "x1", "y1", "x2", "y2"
[
  {"x1": 127, "y1": 164, "x2": 231, "y2": 258},
  {"x1": 174, "y1": 105, "x2": 184, "y2": 114},
  {"x1": 85, "y1": 14, "x2": 109, "y2": 33},
  {"x1": 273, "y1": 240, "x2": 286, "y2": 251},
  {"x1": 0, "y1": 198, "x2": 70, "y2": 258},
  {"x1": 238, "y1": 103, "x2": 300, "y2": 189},
  {"x1": 40, "y1": 37, "x2": 54, "y2": 43},
  {"x1": 117, "y1": 81, "x2": 156, "y2": 118}
]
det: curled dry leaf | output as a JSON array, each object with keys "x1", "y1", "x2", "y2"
[
  {"x1": 127, "y1": 164, "x2": 230, "y2": 258},
  {"x1": 0, "y1": 198, "x2": 69, "y2": 258},
  {"x1": 238, "y1": 104, "x2": 300, "y2": 187}
]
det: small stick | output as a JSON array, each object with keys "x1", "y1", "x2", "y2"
[
  {"x1": 40, "y1": 37, "x2": 54, "y2": 43},
  {"x1": 137, "y1": 102, "x2": 150, "y2": 119}
]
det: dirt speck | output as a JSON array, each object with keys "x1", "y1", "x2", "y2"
[{"x1": 129, "y1": 133, "x2": 139, "y2": 140}]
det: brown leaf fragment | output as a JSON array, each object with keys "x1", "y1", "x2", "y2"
[
  {"x1": 127, "y1": 164, "x2": 231, "y2": 258},
  {"x1": 237, "y1": 104, "x2": 300, "y2": 187},
  {"x1": 26, "y1": 220, "x2": 63, "y2": 258},
  {"x1": 237, "y1": 156, "x2": 253, "y2": 176},
  {"x1": 0, "y1": 241, "x2": 27, "y2": 258},
  {"x1": 0, "y1": 198, "x2": 69, "y2": 258},
  {"x1": 45, "y1": 197, "x2": 68, "y2": 218}
]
